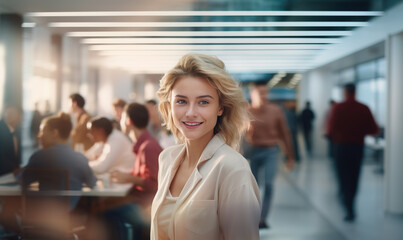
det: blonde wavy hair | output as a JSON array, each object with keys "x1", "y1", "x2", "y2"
[{"x1": 157, "y1": 53, "x2": 249, "y2": 150}]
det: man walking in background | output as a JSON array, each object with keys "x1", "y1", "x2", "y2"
[
  {"x1": 245, "y1": 82, "x2": 295, "y2": 229},
  {"x1": 327, "y1": 83, "x2": 378, "y2": 221}
]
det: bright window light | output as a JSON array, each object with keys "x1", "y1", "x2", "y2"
[
  {"x1": 82, "y1": 38, "x2": 341, "y2": 44},
  {"x1": 22, "y1": 22, "x2": 36, "y2": 28},
  {"x1": 0, "y1": 45, "x2": 5, "y2": 114},
  {"x1": 49, "y1": 21, "x2": 368, "y2": 28},
  {"x1": 27, "y1": 11, "x2": 383, "y2": 17},
  {"x1": 67, "y1": 30, "x2": 352, "y2": 37}
]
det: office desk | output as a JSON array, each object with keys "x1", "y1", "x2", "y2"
[{"x1": 0, "y1": 173, "x2": 133, "y2": 197}]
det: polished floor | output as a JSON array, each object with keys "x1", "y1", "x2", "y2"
[{"x1": 262, "y1": 154, "x2": 403, "y2": 240}]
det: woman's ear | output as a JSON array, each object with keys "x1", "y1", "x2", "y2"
[{"x1": 218, "y1": 107, "x2": 224, "y2": 116}]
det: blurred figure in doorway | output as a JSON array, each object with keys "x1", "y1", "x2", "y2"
[
  {"x1": 112, "y1": 98, "x2": 127, "y2": 131},
  {"x1": 30, "y1": 102, "x2": 42, "y2": 148},
  {"x1": 299, "y1": 101, "x2": 315, "y2": 156},
  {"x1": 69, "y1": 93, "x2": 94, "y2": 152},
  {"x1": 283, "y1": 101, "x2": 301, "y2": 163},
  {"x1": 145, "y1": 99, "x2": 162, "y2": 142}
]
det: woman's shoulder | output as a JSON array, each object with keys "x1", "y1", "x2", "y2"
[
  {"x1": 159, "y1": 143, "x2": 184, "y2": 166},
  {"x1": 214, "y1": 144, "x2": 250, "y2": 171}
]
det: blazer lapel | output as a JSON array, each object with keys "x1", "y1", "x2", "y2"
[
  {"x1": 175, "y1": 134, "x2": 225, "y2": 206},
  {"x1": 152, "y1": 145, "x2": 186, "y2": 225}
]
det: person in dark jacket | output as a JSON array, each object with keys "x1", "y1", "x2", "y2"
[
  {"x1": 0, "y1": 105, "x2": 22, "y2": 176},
  {"x1": 299, "y1": 101, "x2": 315, "y2": 155}
]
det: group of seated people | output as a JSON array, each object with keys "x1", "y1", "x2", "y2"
[{"x1": 0, "y1": 94, "x2": 166, "y2": 240}]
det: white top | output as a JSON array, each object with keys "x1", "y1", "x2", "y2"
[
  {"x1": 157, "y1": 191, "x2": 178, "y2": 240},
  {"x1": 85, "y1": 129, "x2": 135, "y2": 175}
]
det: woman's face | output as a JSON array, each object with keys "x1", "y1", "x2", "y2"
[{"x1": 171, "y1": 76, "x2": 223, "y2": 144}]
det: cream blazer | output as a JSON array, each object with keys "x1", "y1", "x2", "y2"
[{"x1": 151, "y1": 134, "x2": 261, "y2": 240}]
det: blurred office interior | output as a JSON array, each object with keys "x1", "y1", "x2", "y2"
[{"x1": 1, "y1": 0, "x2": 403, "y2": 239}]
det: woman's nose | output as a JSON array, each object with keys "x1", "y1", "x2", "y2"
[{"x1": 185, "y1": 103, "x2": 197, "y2": 117}]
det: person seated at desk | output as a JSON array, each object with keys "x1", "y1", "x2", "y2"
[
  {"x1": 0, "y1": 105, "x2": 22, "y2": 176},
  {"x1": 102, "y1": 103, "x2": 162, "y2": 240},
  {"x1": 18, "y1": 112, "x2": 97, "y2": 209},
  {"x1": 85, "y1": 117, "x2": 135, "y2": 176}
]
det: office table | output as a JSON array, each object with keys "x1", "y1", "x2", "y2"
[{"x1": 0, "y1": 173, "x2": 133, "y2": 197}]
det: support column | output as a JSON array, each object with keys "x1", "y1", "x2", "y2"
[
  {"x1": 385, "y1": 31, "x2": 403, "y2": 214},
  {"x1": 51, "y1": 34, "x2": 63, "y2": 111},
  {"x1": 0, "y1": 13, "x2": 23, "y2": 111}
]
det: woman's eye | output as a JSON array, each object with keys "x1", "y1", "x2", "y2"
[
  {"x1": 176, "y1": 99, "x2": 186, "y2": 104},
  {"x1": 200, "y1": 100, "x2": 209, "y2": 105}
]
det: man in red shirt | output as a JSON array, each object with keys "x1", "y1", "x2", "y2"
[
  {"x1": 105, "y1": 102, "x2": 162, "y2": 240},
  {"x1": 327, "y1": 83, "x2": 378, "y2": 221}
]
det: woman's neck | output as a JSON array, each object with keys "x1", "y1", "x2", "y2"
[{"x1": 183, "y1": 133, "x2": 214, "y2": 168}]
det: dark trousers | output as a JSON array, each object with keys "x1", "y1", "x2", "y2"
[
  {"x1": 334, "y1": 143, "x2": 364, "y2": 216},
  {"x1": 302, "y1": 128, "x2": 312, "y2": 154}
]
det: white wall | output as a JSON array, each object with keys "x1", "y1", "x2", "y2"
[{"x1": 96, "y1": 67, "x2": 132, "y2": 118}]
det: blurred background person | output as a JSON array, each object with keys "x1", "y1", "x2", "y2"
[
  {"x1": 30, "y1": 102, "x2": 42, "y2": 148},
  {"x1": 112, "y1": 98, "x2": 127, "y2": 131},
  {"x1": 85, "y1": 117, "x2": 135, "y2": 175},
  {"x1": 324, "y1": 99, "x2": 336, "y2": 159},
  {"x1": 18, "y1": 112, "x2": 97, "y2": 209},
  {"x1": 299, "y1": 101, "x2": 315, "y2": 156},
  {"x1": 145, "y1": 99, "x2": 162, "y2": 142},
  {"x1": 327, "y1": 83, "x2": 379, "y2": 221},
  {"x1": 283, "y1": 101, "x2": 301, "y2": 163},
  {"x1": 101, "y1": 103, "x2": 162, "y2": 240},
  {"x1": 245, "y1": 82, "x2": 295, "y2": 229},
  {"x1": 0, "y1": 105, "x2": 22, "y2": 176},
  {"x1": 70, "y1": 93, "x2": 94, "y2": 152}
]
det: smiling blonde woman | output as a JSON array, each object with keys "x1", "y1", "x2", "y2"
[{"x1": 151, "y1": 53, "x2": 261, "y2": 240}]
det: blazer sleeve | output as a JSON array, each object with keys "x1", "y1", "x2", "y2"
[{"x1": 218, "y1": 169, "x2": 261, "y2": 240}]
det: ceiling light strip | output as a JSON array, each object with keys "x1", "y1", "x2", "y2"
[
  {"x1": 27, "y1": 11, "x2": 383, "y2": 17},
  {"x1": 89, "y1": 44, "x2": 331, "y2": 51},
  {"x1": 68, "y1": 30, "x2": 352, "y2": 37},
  {"x1": 82, "y1": 38, "x2": 341, "y2": 44},
  {"x1": 98, "y1": 50, "x2": 322, "y2": 56},
  {"x1": 49, "y1": 21, "x2": 368, "y2": 28}
]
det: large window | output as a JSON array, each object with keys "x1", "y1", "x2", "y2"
[
  {"x1": 355, "y1": 58, "x2": 386, "y2": 127},
  {"x1": 336, "y1": 58, "x2": 386, "y2": 127}
]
